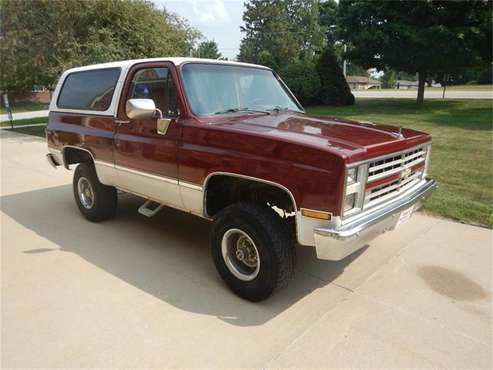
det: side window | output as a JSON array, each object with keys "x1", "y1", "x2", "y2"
[
  {"x1": 129, "y1": 67, "x2": 180, "y2": 117},
  {"x1": 57, "y1": 68, "x2": 120, "y2": 111}
]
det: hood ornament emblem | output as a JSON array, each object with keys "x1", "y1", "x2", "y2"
[{"x1": 391, "y1": 126, "x2": 404, "y2": 139}]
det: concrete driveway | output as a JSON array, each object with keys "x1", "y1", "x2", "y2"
[{"x1": 1, "y1": 131, "x2": 491, "y2": 369}]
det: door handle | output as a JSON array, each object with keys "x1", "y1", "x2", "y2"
[{"x1": 115, "y1": 119, "x2": 130, "y2": 126}]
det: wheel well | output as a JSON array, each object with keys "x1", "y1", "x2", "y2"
[
  {"x1": 204, "y1": 175, "x2": 296, "y2": 218},
  {"x1": 62, "y1": 147, "x2": 94, "y2": 169}
]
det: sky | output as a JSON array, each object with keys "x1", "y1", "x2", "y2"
[{"x1": 153, "y1": 0, "x2": 245, "y2": 60}]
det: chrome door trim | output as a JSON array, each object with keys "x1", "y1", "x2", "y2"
[{"x1": 180, "y1": 181, "x2": 203, "y2": 191}]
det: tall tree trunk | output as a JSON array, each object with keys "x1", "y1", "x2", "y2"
[{"x1": 417, "y1": 71, "x2": 426, "y2": 104}]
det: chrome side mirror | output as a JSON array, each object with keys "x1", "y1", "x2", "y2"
[
  {"x1": 126, "y1": 98, "x2": 172, "y2": 136},
  {"x1": 126, "y1": 98, "x2": 158, "y2": 119}
]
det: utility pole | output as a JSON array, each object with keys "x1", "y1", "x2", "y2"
[
  {"x1": 343, "y1": 44, "x2": 347, "y2": 77},
  {"x1": 3, "y1": 94, "x2": 13, "y2": 129},
  {"x1": 442, "y1": 74, "x2": 448, "y2": 99}
]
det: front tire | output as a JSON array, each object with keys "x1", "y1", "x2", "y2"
[
  {"x1": 210, "y1": 202, "x2": 295, "y2": 301},
  {"x1": 73, "y1": 162, "x2": 117, "y2": 222}
]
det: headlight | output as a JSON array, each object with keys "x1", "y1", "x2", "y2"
[{"x1": 346, "y1": 167, "x2": 358, "y2": 184}]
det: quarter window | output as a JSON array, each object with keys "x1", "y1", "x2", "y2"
[
  {"x1": 129, "y1": 67, "x2": 180, "y2": 117},
  {"x1": 57, "y1": 68, "x2": 120, "y2": 111}
]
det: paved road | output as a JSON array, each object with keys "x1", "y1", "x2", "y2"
[
  {"x1": 1, "y1": 131, "x2": 491, "y2": 368},
  {"x1": 353, "y1": 89, "x2": 492, "y2": 99},
  {"x1": 0, "y1": 109, "x2": 48, "y2": 122}
]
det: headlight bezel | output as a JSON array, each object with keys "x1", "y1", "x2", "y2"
[
  {"x1": 343, "y1": 193, "x2": 356, "y2": 212},
  {"x1": 342, "y1": 163, "x2": 368, "y2": 218}
]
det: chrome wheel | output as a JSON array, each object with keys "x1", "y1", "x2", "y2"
[
  {"x1": 77, "y1": 177, "x2": 94, "y2": 209},
  {"x1": 221, "y1": 228, "x2": 260, "y2": 281}
]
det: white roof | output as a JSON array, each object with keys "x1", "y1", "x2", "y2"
[{"x1": 64, "y1": 57, "x2": 270, "y2": 74}]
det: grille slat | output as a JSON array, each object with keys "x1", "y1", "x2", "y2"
[
  {"x1": 368, "y1": 157, "x2": 404, "y2": 173},
  {"x1": 368, "y1": 180, "x2": 401, "y2": 199},
  {"x1": 364, "y1": 145, "x2": 428, "y2": 208}
]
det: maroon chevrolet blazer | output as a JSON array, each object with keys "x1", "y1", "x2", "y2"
[{"x1": 46, "y1": 58, "x2": 436, "y2": 301}]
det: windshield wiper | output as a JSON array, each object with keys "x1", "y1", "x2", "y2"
[
  {"x1": 269, "y1": 106, "x2": 304, "y2": 114},
  {"x1": 214, "y1": 107, "x2": 270, "y2": 115},
  {"x1": 269, "y1": 106, "x2": 291, "y2": 113}
]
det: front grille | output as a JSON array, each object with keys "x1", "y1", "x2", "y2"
[
  {"x1": 342, "y1": 143, "x2": 430, "y2": 219},
  {"x1": 367, "y1": 147, "x2": 427, "y2": 183},
  {"x1": 364, "y1": 145, "x2": 428, "y2": 208}
]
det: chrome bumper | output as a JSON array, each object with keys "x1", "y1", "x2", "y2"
[
  {"x1": 46, "y1": 153, "x2": 60, "y2": 168},
  {"x1": 314, "y1": 178, "x2": 437, "y2": 261}
]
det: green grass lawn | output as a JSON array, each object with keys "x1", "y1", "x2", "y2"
[
  {"x1": 1, "y1": 117, "x2": 47, "y2": 136},
  {"x1": 0, "y1": 117, "x2": 47, "y2": 126},
  {"x1": 0, "y1": 101, "x2": 49, "y2": 114},
  {"x1": 5, "y1": 124, "x2": 46, "y2": 137},
  {"x1": 307, "y1": 99, "x2": 493, "y2": 227}
]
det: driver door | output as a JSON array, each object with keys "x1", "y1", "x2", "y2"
[{"x1": 114, "y1": 62, "x2": 183, "y2": 208}]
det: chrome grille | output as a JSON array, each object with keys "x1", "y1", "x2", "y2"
[
  {"x1": 366, "y1": 167, "x2": 424, "y2": 204},
  {"x1": 367, "y1": 147, "x2": 427, "y2": 183},
  {"x1": 365, "y1": 145, "x2": 428, "y2": 207},
  {"x1": 342, "y1": 143, "x2": 430, "y2": 219}
]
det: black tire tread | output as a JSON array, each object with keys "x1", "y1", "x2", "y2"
[
  {"x1": 210, "y1": 202, "x2": 295, "y2": 301},
  {"x1": 73, "y1": 162, "x2": 117, "y2": 222}
]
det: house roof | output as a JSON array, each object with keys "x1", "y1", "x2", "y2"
[
  {"x1": 397, "y1": 79, "x2": 419, "y2": 86},
  {"x1": 346, "y1": 75, "x2": 381, "y2": 85}
]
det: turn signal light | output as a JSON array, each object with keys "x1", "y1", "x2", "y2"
[{"x1": 301, "y1": 209, "x2": 331, "y2": 220}]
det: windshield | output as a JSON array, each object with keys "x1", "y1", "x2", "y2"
[{"x1": 181, "y1": 63, "x2": 303, "y2": 116}]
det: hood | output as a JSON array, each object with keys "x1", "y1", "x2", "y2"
[{"x1": 207, "y1": 112, "x2": 431, "y2": 162}]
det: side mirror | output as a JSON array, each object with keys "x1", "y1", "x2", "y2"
[{"x1": 126, "y1": 98, "x2": 158, "y2": 119}]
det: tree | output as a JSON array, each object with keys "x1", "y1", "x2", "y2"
[
  {"x1": 0, "y1": 0, "x2": 201, "y2": 96},
  {"x1": 280, "y1": 61, "x2": 321, "y2": 105},
  {"x1": 257, "y1": 50, "x2": 279, "y2": 71},
  {"x1": 238, "y1": 0, "x2": 324, "y2": 68},
  {"x1": 346, "y1": 63, "x2": 368, "y2": 77},
  {"x1": 195, "y1": 40, "x2": 221, "y2": 59},
  {"x1": 464, "y1": 64, "x2": 493, "y2": 84},
  {"x1": 381, "y1": 69, "x2": 397, "y2": 89},
  {"x1": 319, "y1": 0, "x2": 339, "y2": 46},
  {"x1": 285, "y1": 0, "x2": 325, "y2": 60},
  {"x1": 337, "y1": 0, "x2": 492, "y2": 104},
  {"x1": 238, "y1": 0, "x2": 298, "y2": 66},
  {"x1": 432, "y1": 63, "x2": 493, "y2": 85},
  {"x1": 316, "y1": 48, "x2": 354, "y2": 106}
]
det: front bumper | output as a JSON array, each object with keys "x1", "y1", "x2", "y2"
[
  {"x1": 314, "y1": 178, "x2": 437, "y2": 261},
  {"x1": 46, "y1": 153, "x2": 60, "y2": 168}
]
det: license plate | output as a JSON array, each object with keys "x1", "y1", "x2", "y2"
[{"x1": 396, "y1": 205, "x2": 415, "y2": 227}]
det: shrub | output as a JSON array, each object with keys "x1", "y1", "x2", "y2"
[
  {"x1": 316, "y1": 48, "x2": 355, "y2": 106},
  {"x1": 280, "y1": 61, "x2": 321, "y2": 105}
]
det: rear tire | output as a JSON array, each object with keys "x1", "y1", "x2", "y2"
[
  {"x1": 73, "y1": 162, "x2": 117, "y2": 222},
  {"x1": 210, "y1": 202, "x2": 295, "y2": 301}
]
